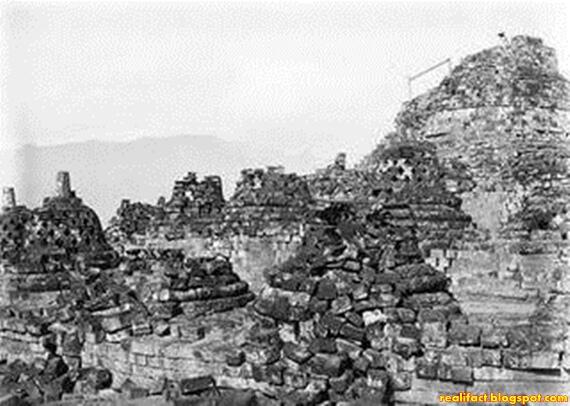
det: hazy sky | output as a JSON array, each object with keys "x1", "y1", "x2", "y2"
[{"x1": 0, "y1": 1, "x2": 569, "y2": 184}]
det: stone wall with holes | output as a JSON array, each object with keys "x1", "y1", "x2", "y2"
[{"x1": 0, "y1": 195, "x2": 116, "y2": 268}]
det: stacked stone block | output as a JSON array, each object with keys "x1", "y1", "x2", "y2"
[
  {"x1": 310, "y1": 142, "x2": 476, "y2": 255},
  {"x1": 166, "y1": 172, "x2": 225, "y2": 219},
  {"x1": 3, "y1": 35, "x2": 570, "y2": 405},
  {"x1": 106, "y1": 199, "x2": 167, "y2": 243},
  {"x1": 231, "y1": 167, "x2": 313, "y2": 209},
  {"x1": 243, "y1": 204, "x2": 476, "y2": 404},
  {"x1": 147, "y1": 252, "x2": 255, "y2": 320}
]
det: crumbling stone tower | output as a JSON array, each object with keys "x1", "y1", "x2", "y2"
[
  {"x1": 392, "y1": 35, "x2": 570, "y2": 399},
  {"x1": 166, "y1": 171, "x2": 225, "y2": 218},
  {"x1": 304, "y1": 35, "x2": 570, "y2": 404},
  {"x1": 396, "y1": 35, "x2": 569, "y2": 237}
]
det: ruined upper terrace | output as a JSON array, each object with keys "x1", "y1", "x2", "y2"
[
  {"x1": 6, "y1": 36, "x2": 570, "y2": 245},
  {"x1": 397, "y1": 35, "x2": 570, "y2": 135},
  {"x1": 391, "y1": 35, "x2": 570, "y2": 237}
]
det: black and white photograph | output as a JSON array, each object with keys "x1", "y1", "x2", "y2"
[{"x1": 0, "y1": 1, "x2": 569, "y2": 405}]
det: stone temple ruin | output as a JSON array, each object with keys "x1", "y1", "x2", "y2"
[{"x1": 1, "y1": 35, "x2": 569, "y2": 405}]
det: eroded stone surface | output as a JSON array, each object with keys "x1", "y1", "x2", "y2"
[{"x1": 1, "y1": 35, "x2": 569, "y2": 406}]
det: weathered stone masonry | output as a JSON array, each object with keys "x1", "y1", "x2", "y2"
[
  {"x1": 1, "y1": 35, "x2": 569, "y2": 405},
  {"x1": 0, "y1": 174, "x2": 258, "y2": 405},
  {"x1": 107, "y1": 168, "x2": 312, "y2": 293},
  {"x1": 393, "y1": 35, "x2": 570, "y2": 402}
]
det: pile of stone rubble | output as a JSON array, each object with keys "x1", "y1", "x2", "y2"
[
  {"x1": 141, "y1": 252, "x2": 255, "y2": 321},
  {"x1": 245, "y1": 203, "x2": 472, "y2": 405}
]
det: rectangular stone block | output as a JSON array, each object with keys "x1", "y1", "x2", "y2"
[
  {"x1": 430, "y1": 249, "x2": 445, "y2": 259},
  {"x1": 100, "y1": 316, "x2": 129, "y2": 334},
  {"x1": 416, "y1": 356, "x2": 438, "y2": 379},
  {"x1": 335, "y1": 339, "x2": 362, "y2": 360},
  {"x1": 481, "y1": 326, "x2": 508, "y2": 348},
  {"x1": 466, "y1": 348, "x2": 502, "y2": 368},
  {"x1": 502, "y1": 349, "x2": 561, "y2": 370},
  {"x1": 134, "y1": 353, "x2": 147, "y2": 366},
  {"x1": 457, "y1": 278, "x2": 532, "y2": 300},
  {"x1": 448, "y1": 323, "x2": 481, "y2": 346},
  {"x1": 404, "y1": 292, "x2": 452, "y2": 310},
  {"x1": 309, "y1": 353, "x2": 347, "y2": 377},
  {"x1": 460, "y1": 298, "x2": 536, "y2": 322},
  {"x1": 106, "y1": 329, "x2": 130, "y2": 343},
  {"x1": 474, "y1": 366, "x2": 569, "y2": 382},
  {"x1": 308, "y1": 337, "x2": 336, "y2": 355},
  {"x1": 421, "y1": 322, "x2": 447, "y2": 348},
  {"x1": 283, "y1": 342, "x2": 312, "y2": 364},
  {"x1": 366, "y1": 368, "x2": 389, "y2": 390},
  {"x1": 130, "y1": 339, "x2": 159, "y2": 356},
  {"x1": 529, "y1": 352, "x2": 560, "y2": 369},
  {"x1": 450, "y1": 366, "x2": 473, "y2": 384},
  {"x1": 339, "y1": 324, "x2": 365, "y2": 342},
  {"x1": 180, "y1": 376, "x2": 215, "y2": 395},
  {"x1": 146, "y1": 355, "x2": 164, "y2": 369}
]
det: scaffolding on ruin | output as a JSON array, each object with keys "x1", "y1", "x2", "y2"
[{"x1": 407, "y1": 57, "x2": 452, "y2": 99}]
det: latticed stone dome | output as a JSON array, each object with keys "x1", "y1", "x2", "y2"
[
  {"x1": 0, "y1": 207, "x2": 33, "y2": 259},
  {"x1": 0, "y1": 172, "x2": 116, "y2": 267}
]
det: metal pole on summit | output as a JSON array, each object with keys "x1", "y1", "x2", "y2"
[{"x1": 407, "y1": 57, "x2": 451, "y2": 99}]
